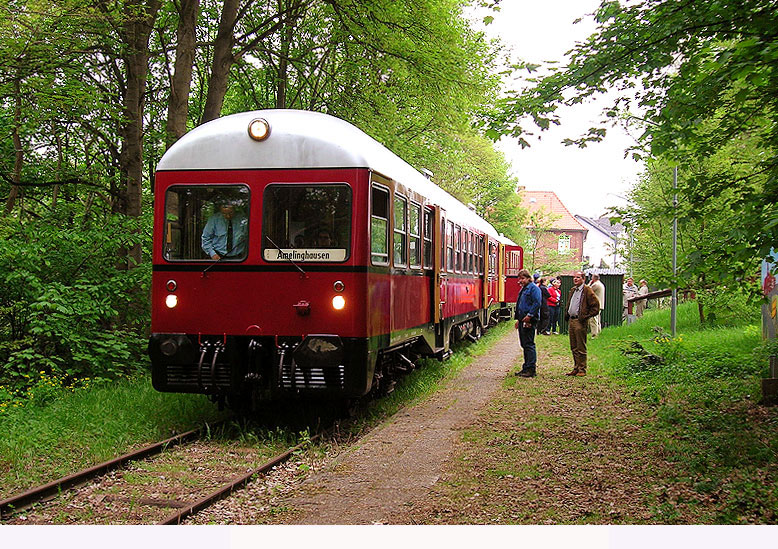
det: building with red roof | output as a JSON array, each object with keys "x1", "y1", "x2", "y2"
[{"x1": 519, "y1": 188, "x2": 588, "y2": 273}]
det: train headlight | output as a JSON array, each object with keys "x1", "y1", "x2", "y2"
[
  {"x1": 247, "y1": 118, "x2": 271, "y2": 141},
  {"x1": 332, "y1": 295, "x2": 346, "y2": 310},
  {"x1": 165, "y1": 294, "x2": 178, "y2": 308}
]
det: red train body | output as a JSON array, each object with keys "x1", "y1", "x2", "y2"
[{"x1": 148, "y1": 110, "x2": 521, "y2": 407}]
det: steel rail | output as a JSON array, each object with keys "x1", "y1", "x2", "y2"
[
  {"x1": 0, "y1": 424, "x2": 217, "y2": 519},
  {"x1": 158, "y1": 433, "x2": 320, "y2": 525}
]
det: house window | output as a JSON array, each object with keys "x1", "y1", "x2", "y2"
[{"x1": 558, "y1": 234, "x2": 571, "y2": 253}]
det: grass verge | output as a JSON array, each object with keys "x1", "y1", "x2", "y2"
[
  {"x1": 0, "y1": 375, "x2": 229, "y2": 498},
  {"x1": 589, "y1": 302, "x2": 778, "y2": 523}
]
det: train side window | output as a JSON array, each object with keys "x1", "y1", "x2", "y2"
[
  {"x1": 462, "y1": 229, "x2": 467, "y2": 273},
  {"x1": 454, "y1": 225, "x2": 462, "y2": 272},
  {"x1": 393, "y1": 194, "x2": 407, "y2": 267},
  {"x1": 371, "y1": 185, "x2": 390, "y2": 265},
  {"x1": 478, "y1": 235, "x2": 484, "y2": 275},
  {"x1": 464, "y1": 229, "x2": 469, "y2": 274},
  {"x1": 462, "y1": 228, "x2": 466, "y2": 273},
  {"x1": 446, "y1": 221, "x2": 454, "y2": 271},
  {"x1": 423, "y1": 208, "x2": 433, "y2": 269},
  {"x1": 466, "y1": 229, "x2": 471, "y2": 273},
  {"x1": 468, "y1": 231, "x2": 474, "y2": 274},
  {"x1": 409, "y1": 202, "x2": 421, "y2": 268}
]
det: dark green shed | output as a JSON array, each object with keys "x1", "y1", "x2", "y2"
[{"x1": 557, "y1": 269, "x2": 625, "y2": 334}]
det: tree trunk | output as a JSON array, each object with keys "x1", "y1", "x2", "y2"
[
  {"x1": 4, "y1": 78, "x2": 23, "y2": 216},
  {"x1": 165, "y1": 0, "x2": 200, "y2": 148},
  {"x1": 200, "y1": 0, "x2": 240, "y2": 124},
  {"x1": 53, "y1": 134, "x2": 62, "y2": 210},
  {"x1": 118, "y1": 0, "x2": 160, "y2": 268},
  {"x1": 275, "y1": 5, "x2": 296, "y2": 109}
]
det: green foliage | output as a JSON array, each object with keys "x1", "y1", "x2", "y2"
[
  {"x1": 0, "y1": 205, "x2": 151, "y2": 397},
  {"x1": 1, "y1": 0, "x2": 520, "y2": 408},
  {"x1": 491, "y1": 0, "x2": 778, "y2": 286}
]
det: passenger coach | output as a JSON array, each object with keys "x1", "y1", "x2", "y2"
[{"x1": 148, "y1": 110, "x2": 522, "y2": 408}]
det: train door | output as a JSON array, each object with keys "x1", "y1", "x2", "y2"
[
  {"x1": 485, "y1": 238, "x2": 497, "y2": 309},
  {"x1": 429, "y1": 207, "x2": 449, "y2": 350},
  {"x1": 482, "y1": 235, "x2": 489, "y2": 309},
  {"x1": 503, "y1": 245, "x2": 523, "y2": 306},
  {"x1": 497, "y1": 242, "x2": 506, "y2": 303},
  {"x1": 433, "y1": 206, "x2": 445, "y2": 326}
]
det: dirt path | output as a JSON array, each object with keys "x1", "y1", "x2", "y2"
[{"x1": 272, "y1": 329, "x2": 522, "y2": 524}]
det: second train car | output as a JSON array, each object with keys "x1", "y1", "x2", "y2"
[{"x1": 148, "y1": 110, "x2": 523, "y2": 408}]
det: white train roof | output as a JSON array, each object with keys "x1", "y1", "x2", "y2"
[{"x1": 158, "y1": 109, "x2": 512, "y2": 241}]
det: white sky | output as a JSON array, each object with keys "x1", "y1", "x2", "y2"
[{"x1": 474, "y1": 0, "x2": 644, "y2": 218}]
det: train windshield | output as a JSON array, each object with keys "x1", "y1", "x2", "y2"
[
  {"x1": 262, "y1": 184, "x2": 351, "y2": 262},
  {"x1": 162, "y1": 185, "x2": 250, "y2": 261}
]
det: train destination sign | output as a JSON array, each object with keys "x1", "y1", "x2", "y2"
[{"x1": 264, "y1": 248, "x2": 347, "y2": 262}]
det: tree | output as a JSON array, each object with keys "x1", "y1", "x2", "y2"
[
  {"x1": 615, "y1": 131, "x2": 765, "y2": 321},
  {"x1": 489, "y1": 0, "x2": 778, "y2": 286}
]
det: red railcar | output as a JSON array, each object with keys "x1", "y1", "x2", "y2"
[{"x1": 148, "y1": 110, "x2": 521, "y2": 407}]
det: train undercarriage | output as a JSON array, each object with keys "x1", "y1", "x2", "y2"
[{"x1": 148, "y1": 303, "x2": 514, "y2": 412}]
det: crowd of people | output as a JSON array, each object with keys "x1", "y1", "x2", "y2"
[{"x1": 513, "y1": 271, "x2": 649, "y2": 379}]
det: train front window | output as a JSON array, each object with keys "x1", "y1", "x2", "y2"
[
  {"x1": 163, "y1": 185, "x2": 250, "y2": 261},
  {"x1": 262, "y1": 184, "x2": 351, "y2": 262}
]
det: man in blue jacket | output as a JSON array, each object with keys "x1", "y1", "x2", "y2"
[{"x1": 514, "y1": 268, "x2": 542, "y2": 377}]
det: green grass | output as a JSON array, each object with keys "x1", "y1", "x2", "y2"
[
  {"x1": 589, "y1": 300, "x2": 778, "y2": 523},
  {"x1": 0, "y1": 374, "x2": 229, "y2": 497}
]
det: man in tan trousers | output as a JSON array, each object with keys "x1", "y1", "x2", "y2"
[{"x1": 564, "y1": 271, "x2": 601, "y2": 376}]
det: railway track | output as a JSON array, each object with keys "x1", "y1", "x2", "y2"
[
  {"x1": 0, "y1": 422, "x2": 320, "y2": 525},
  {"x1": 158, "y1": 436, "x2": 318, "y2": 525},
  {"x1": 0, "y1": 426, "x2": 206, "y2": 520}
]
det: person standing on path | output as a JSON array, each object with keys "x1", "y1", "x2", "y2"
[
  {"x1": 514, "y1": 269, "x2": 541, "y2": 378},
  {"x1": 564, "y1": 271, "x2": 600, "y2": 376},
  {"x1": 588, "y1": 273, "x2": 605, "y2": 337},
  {"x1": 537, "y1": 277, "x2": 551, "y2": 335},
  {"x1": 547, "y1": 278, "x2": 562, "y2": 334}
]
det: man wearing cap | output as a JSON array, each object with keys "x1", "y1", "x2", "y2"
[
  {"x1": 564, "y1": 271, "x2": 600, "y2": 376},
  {"x1": 201, "y1": 202, "x2": 248, "y2": 260}
]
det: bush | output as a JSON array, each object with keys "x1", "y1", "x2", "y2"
[{"x1": 0, "y1": 205, "x2": 151, "y2": 399}]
